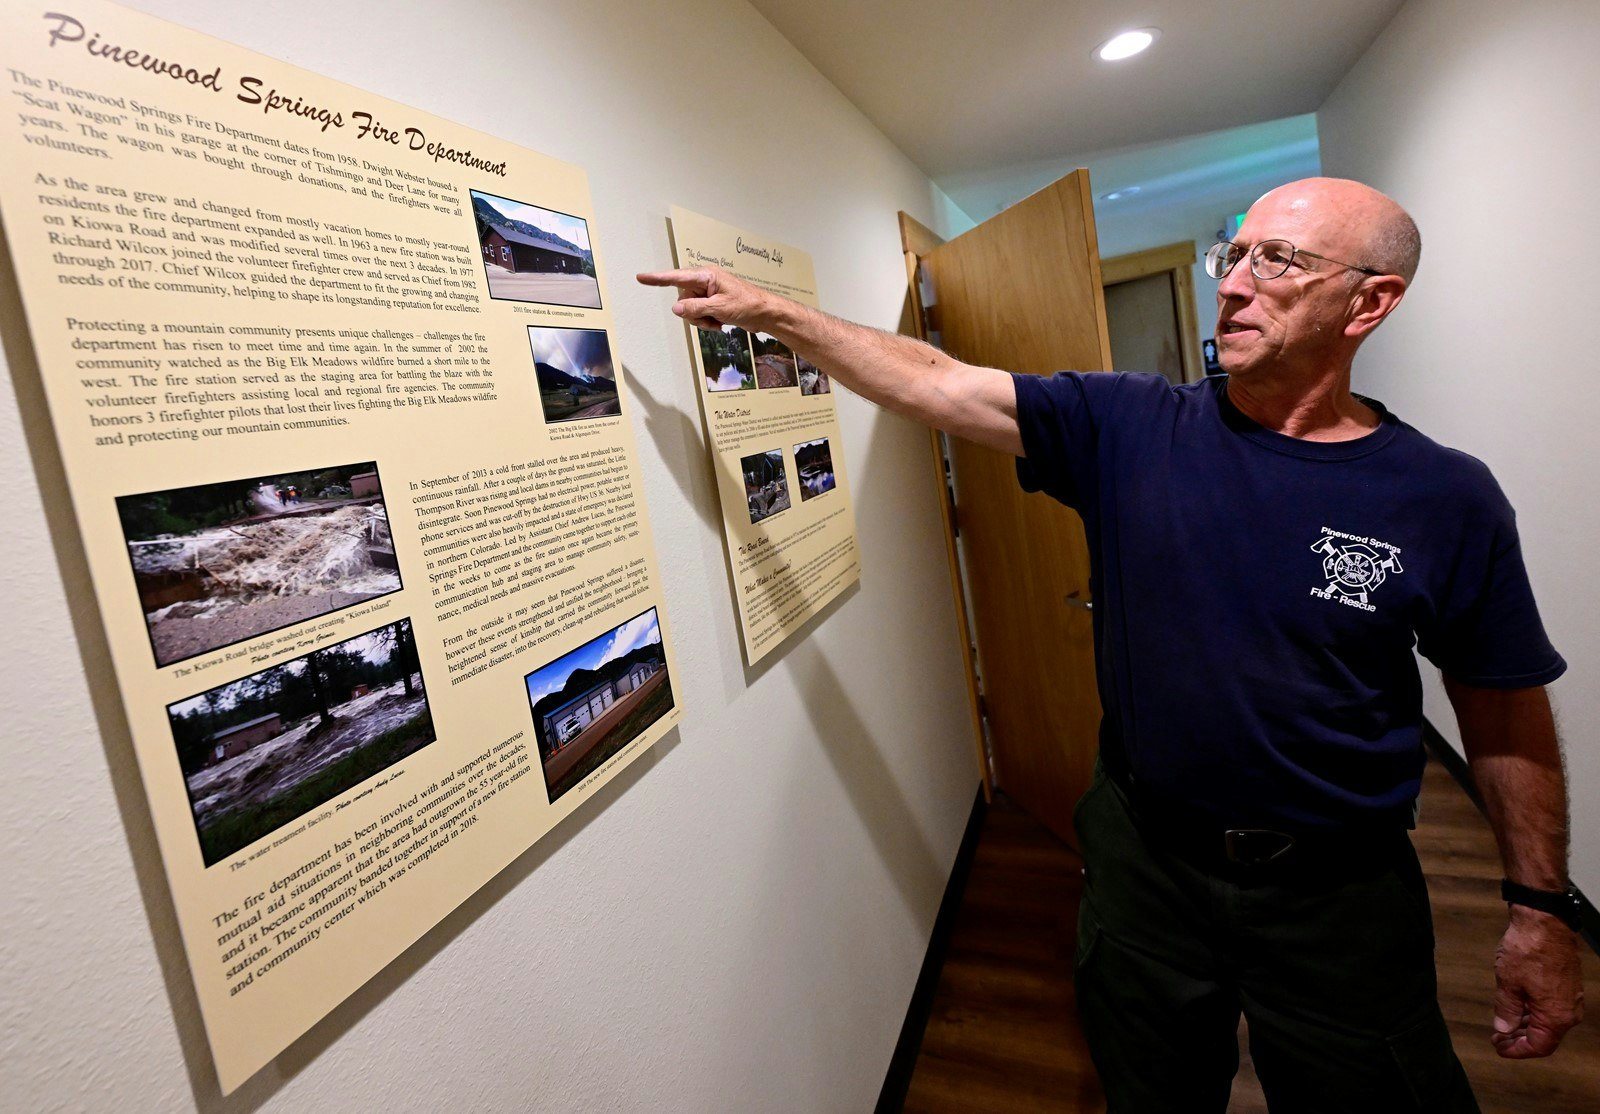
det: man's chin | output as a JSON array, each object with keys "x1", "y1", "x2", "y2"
[{"x1": 1216, "y1": 353, "x2": 1255, "y2": 377}]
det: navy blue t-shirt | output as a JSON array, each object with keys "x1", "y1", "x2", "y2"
[{"x1": 1014, "y1": 371, "x2": 1565, "y2": 830}]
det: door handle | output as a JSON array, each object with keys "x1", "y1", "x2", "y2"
[{"x1": 1064, "y1": 594, "x2": 1093, "y2": 611}]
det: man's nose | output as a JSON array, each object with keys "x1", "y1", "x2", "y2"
[{"x1": 1216, "y1": 258, "x2": 1255, "y2": 302}]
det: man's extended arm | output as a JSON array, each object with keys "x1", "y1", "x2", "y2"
[
  {"x1": 637, "y1": 267, "x2": 1022, "y2": 456},
  {"x1": 1442, "y1": 676, "x2": 1584, "y2": 1058}
]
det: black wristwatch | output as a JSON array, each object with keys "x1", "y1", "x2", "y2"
[{"x1": 1501, "y1": 879, "x2": 1584, "y2": 930}]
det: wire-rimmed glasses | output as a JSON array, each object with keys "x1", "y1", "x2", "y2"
[{"x1": 1205, "y1": 239, "x2": 1382, "y2": 281}]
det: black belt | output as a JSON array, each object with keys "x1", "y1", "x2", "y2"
[{"x1": 1105, "y1": 769, "x2": 1409, "y2": 876}]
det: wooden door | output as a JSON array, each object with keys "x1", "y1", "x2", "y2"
[{"x1": 907, "y1": 172, "x2": 1112, "y2": 844}]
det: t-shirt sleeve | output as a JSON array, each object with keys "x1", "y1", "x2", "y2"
[
  {"x1": 1012, "y1": 371, "x2": 1108, "y2": 510},
  {"x1": 1416, "y1": 473, "x2": 1566, "y2": 688}
]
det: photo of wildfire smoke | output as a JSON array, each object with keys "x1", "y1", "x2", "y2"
[
  {"x1": 527, "y1": 325, "x2": 621, "y2": 423},
  {"x1": 116, "y1": 462, "x2": 403, "y2": 667}
]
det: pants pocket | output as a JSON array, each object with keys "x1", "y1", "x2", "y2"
[
  {"x1": 1074, "y1": 895, "x2": 1102, "y2": 974},
  {"x1": 1072, "y1": 758, "x2": 1108, "y2": 835},
  {"x1": 1385, "y1": 1010, "x2": 1480, "y2": 1112}
]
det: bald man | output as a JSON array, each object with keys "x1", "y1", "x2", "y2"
[{"x1": 641, "y1": 178, "x2": 1582, "y2": 1109}]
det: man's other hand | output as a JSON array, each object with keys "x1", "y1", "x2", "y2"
[
  {"x1": 1490, "y1": 906, "x2": 1584, "y2": 1057},
  {"x1": 637, "y1": 267, "x2": 774, "y2": 334}
]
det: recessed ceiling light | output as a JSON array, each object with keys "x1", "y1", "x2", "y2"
[
  {"x1": 1096, "y1": 28, "x2": 1159, "y2": 62},
  {"x1": 1100, "y1": 186, "x2": 1142, "y2": 201}
]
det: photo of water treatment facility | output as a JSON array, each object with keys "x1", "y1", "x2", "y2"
[
  {"x1": 170, "y1": 618, "x2": 433, "y2": 866},
  {"x1": 742, "y1": 448, "x2": 791, "y2": 524}
]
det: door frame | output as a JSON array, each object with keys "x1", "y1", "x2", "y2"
[
  {"x1": 897, "y1": 210, "x2": 991, "y2": 800},
  {"x1": 1100, "y1": 241, "x2": 1205, "y2": 383}
]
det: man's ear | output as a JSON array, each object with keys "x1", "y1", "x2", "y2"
[{"x1": 1345, "y1": 275, "x2": 1407, "y2": 340}]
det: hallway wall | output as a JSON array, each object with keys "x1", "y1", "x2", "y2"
[
  {"x1": 0, "y1": 1, "x2": 979, "y2": 1109},
  {"x1": 1319, "y1": 0, "x2": 1600, "y2": 894}
]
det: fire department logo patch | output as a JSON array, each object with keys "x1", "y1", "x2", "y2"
[{"x1": 1309, "y1": 529, "x2": 1403, "y2": 612}]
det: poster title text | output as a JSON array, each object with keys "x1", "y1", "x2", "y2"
[{"x1": 42, "y1": 13, "x2": 508, "y2": 176}]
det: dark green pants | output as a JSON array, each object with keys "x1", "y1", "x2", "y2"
[{"x1": 1072, "y1": 764, "x2": 1480, "y2": 1113}]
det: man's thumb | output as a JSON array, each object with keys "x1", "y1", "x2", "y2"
[{"x1": 1491, "y1": 985, "x2": 1524, "y2": 1032}]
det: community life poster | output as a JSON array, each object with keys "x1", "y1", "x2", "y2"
[
  {"x1": 0, "y1": 1, "x2": 681, "y2": 1092},
  {"x1": 667, "y1": 207, "x2": 859, "y2": 665}
]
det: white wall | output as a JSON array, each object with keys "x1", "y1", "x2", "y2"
[
  {"x1": 1088, "y1": 119, "x2": 1322, "y2": 366},
  {"x1": 928, "y1": 187, "x2": 977, "y2": 241},
  {"x1": 1319, "y1": 0, "x2": 1600, "y2": 895},
  {"x1": 0, "y1": 1, "x2": 980, "y2": 1109}
]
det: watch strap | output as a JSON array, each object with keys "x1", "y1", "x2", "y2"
[{"x1": 1501, "y1": 878, "x2": 1583, "y2": 930}]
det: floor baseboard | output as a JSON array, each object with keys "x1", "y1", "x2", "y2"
[{"x1": 875, "y1": 783, "x2": 988, "y2": 1114}]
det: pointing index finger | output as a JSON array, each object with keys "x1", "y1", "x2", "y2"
[{"x1": 636, "y1": 269, "x2": 710, "y2": 290}]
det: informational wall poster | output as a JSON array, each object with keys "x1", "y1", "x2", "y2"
[
  {"x1": 668, "y1": 208, "x2": 859, "y2": 664},
  {"x1": 0, "y1": 1, "x2": 680, "y2": 1092}
]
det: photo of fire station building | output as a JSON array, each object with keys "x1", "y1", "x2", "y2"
[
  {"x1": 479, "y1": 222, "x2": 588, "y2": 275},
  {"x1": 538, "y1": 658, "x2": 660, "y2": 758}
]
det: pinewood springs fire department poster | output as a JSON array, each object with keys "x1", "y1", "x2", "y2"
[
  {"x1": 668, "y1": 207, "x2": 859, "y2": 664},
  {"x1": 0, "y1": 0, "x2": 681, "y2": 1091}
]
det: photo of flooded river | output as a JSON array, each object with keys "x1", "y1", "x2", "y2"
[{"x1": 118, "y1": 463, "x2": 403, "y2": 667}]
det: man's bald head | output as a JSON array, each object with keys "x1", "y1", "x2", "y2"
[
  {"x1": 1218, "y1": 178, "x2": 1419, "y2": 379},
  {"x1": 1251, "y1": 178, "x2": 1421, "y2": 284}
]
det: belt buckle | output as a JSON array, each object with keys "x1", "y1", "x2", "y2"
[{"x1": 1224, "y1": 829, "x2": 1295, "y2": 865}]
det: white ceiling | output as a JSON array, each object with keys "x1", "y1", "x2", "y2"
[
  {"x1": 749, "y1": 0, "x2": 1402, "y2": 220},
  {"x1": 945, "y1": 112, "x2": 1320, "y2": 228}
]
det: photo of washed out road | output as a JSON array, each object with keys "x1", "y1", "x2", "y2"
[{"x1": 117, "y1": 461, "x2": 402, "y2": 667}]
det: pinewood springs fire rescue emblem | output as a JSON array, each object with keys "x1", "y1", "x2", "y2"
[{"x1": 1309, "y1": 528, "x2": 1403, "y2": 612}]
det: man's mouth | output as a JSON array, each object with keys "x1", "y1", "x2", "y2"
[{"x1": 1219, "y1": 322, "x2": 1256, "y2": 336}]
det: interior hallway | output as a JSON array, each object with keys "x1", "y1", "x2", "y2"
[{"x1": 899, "y1": 757, "x2": 1600, "y2": 1113}]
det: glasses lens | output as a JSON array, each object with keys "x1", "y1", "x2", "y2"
[
  {"x1": 1252, "y1": 240, "x2": 1295, "y2": 279},
  {"x1": 1205, "y1": 241, "x2": 1241, "y2": 279}
]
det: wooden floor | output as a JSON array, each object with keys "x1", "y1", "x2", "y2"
[{"x1": 900, "y1": 758, "x2": 1600, "y2": 1113}]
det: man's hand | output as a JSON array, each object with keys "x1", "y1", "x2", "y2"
[
  {"x1": 636, "y1": 267, "x2": 776, "y2": 334},
  {"x1": 1490, "y1": 906, "x2": 1584, "y2": 1057},
  {"x1": 1443, "y1": 677, "x2": 1582, "y2": 1057},
  {"x1": 638, "y1": 265, "x2": 1023, "y2": 455}
]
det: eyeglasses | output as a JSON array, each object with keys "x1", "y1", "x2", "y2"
[{"x1": 1205, "y1": 238, "x2": 1382, "y2": 281}]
